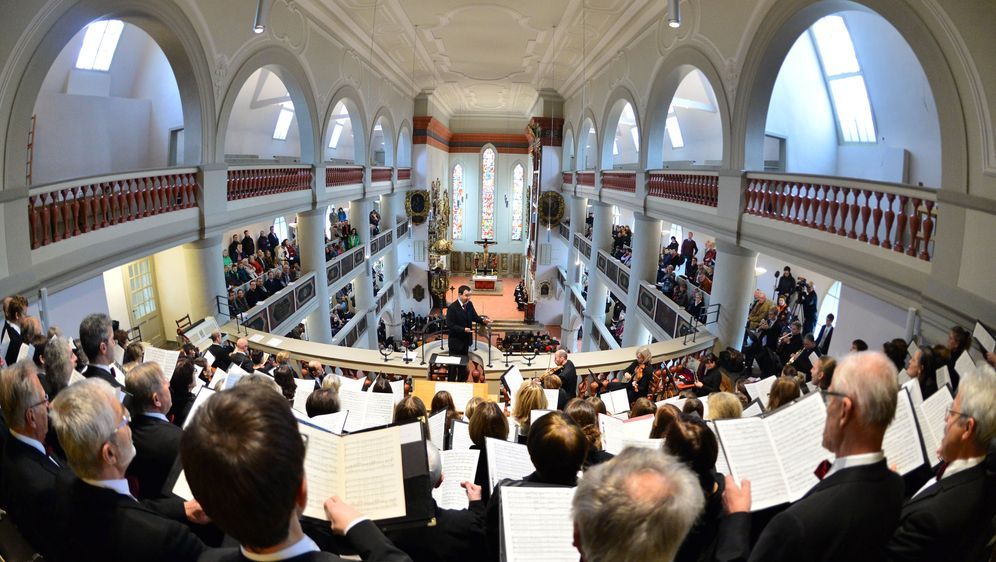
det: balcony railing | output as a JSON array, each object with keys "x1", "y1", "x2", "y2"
[
  {"x1": 227, "y1": 165, "x2": 312, "y2": 201},
  {"x1": 371, "y1": 167, "x2": 392, "y2": 183},
  {"x1": 577, "y1": 171, "x2": 595, "y2": 187},
  {"x1": 602, "y1": 171, "x2": 636, "y2": 193},
  {"x1": 28, "y1": 168, "x2": 198, "y2": 249},
  {"x1": 326, "y1": 165, "x2": 364, "y2": 188},
  {"x1": 744, "y1": 173, "x2": 937, "y2": 261},
  {"x1": 647, "y1": 171, "x2": 718, "y2": 207},
  {"x1": 562, "y1": 171, "x2": 574, "y2": 185},
  {"x1": 397, "y1": 168, "x2": 411, "y2": 180}
]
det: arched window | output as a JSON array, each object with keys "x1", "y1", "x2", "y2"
[
  {"x1": 480, "y1": 147, "x2": 496, "y2": 239},
  {"x1": 511, "y1": 163, "x2": 525, "y2": 241},
  {"x1": 451, "y1": 164, "x2": 465, "y2": 240},
  {"x1": 273, "y1": 216, "x2": 289, "y2": 243},
  {"x1": 818, "y1": 281, "x2": 842, "y2": 324}
]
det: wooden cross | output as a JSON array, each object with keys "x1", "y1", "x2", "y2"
[{"x1": 474, "y1": 238, "x2": 495, "y2": 274}]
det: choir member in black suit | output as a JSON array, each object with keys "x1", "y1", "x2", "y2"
[
  {"x1": 78, "y1": 313, "x2": 124, "y2": 388},
  {"x1": 0, "y1": 360, "x2": 72, "y2": 560},
  {"x1": 125, "y1": 362, "x2": 182, "y2": 499},
  {"x1": 815, "y1": 314, "x2": 834, "y2": 355},
  {"x1": 50, "y1": 378, "x2": 208, "y2": 561},
  {"x1": 715, "y1": 351, "x2": 905, "y2": 562},
  {"x1": 206, "y1": 331, "x2": 232, "y2": 371},
  {"x1": 2, "y1": 295, "x2": 27, "y2": 367},
  {"x1": 887, "y1": 365, "x2": 996, "y2": 561},
  {"x1": 553, "y1": 349, "x2": 578, "y2": 399},
  {"x1": 181, "y1": 384, "x2": 410, "y2": 562}
]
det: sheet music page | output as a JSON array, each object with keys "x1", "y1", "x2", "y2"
[
  {"x1": 744, "y1": 376, "x2": 777, "y2": 408},
  {"x1": 974, "y1": 322, "x2": 995, "y2": 353},
  {"x1": 183, "y1": 387, "x2": 218, "y2": 429},
  {"x1": 298, "y1": 422, "x2": 342, "y2": 520},
  {"x1": 208, "y1": 369, "x2": 226, "y2": 390},
  {"x1": 337, "y1": 376, "x2": 365, "y2": 393},
  {"x1": 706, "y1": 421, "x2": 731, "y2": 476},
  {"x1": 222, "y1": 372, "x2": 244, "y2": 390},
  {"x1": 955, "y1": 351, "x2": 977, "y2": 377},
  {"x1": 143, "y1": 346, "x2": 180, "y2": 378},
  {"x1": 432, "y1": 449, "x2": 480, "y2": 510},
  {"x1": 502, "y1": 366, "x2": 525, "y2": 409},
  {"x1": 715, "y1": 417, "x2": 789, "y2": 511},
  {"x1": 114, "y1": 344, "x2": 126, "y2": 366},
  {"x1": 507, "y1": 419, "x2": 521, "y2": 442},
  {"x1": 903, "y1": 378, "x2": 923, "y2": 407},
  {"x1": 311, "y1": 412, "x2": 349, "y2": 435},
  {"x1": 16, "y1": 343, "x2": 32, "y2": 363},
  {"x1": 451, "y1": 420, "x2": 473, "y2": 450},
  {"x1": 341, "y1": 426, "x2": 407, "y2": 521},
  {"x1": 389, "y1": 379, "x2": 405, "y2": 404},
  {"x1": 620, "y1": 437, "x2": 664, "y2": 451},
  {"x1": 742, "y1": 400, "x2": 764, "y2": 417},
  {"x1": 764, "y1": 393, "x2": 833, "y2": 502},
  {"x1": 428, "y1": 410, "x2": 447, "y2": 451},
  {"x1": 203, "y1": 350, "x2": 215, "y2": 367},
  {"x1": 883, "y1": 389, "x2": 927, "y2": 475},
  {"x1": 542, "y1": 389, "x2": 559, "y2": 409},
  {"x1": 604, "y1": 388, "x2": 630, "y2": 415},
  {"x1": 435, "y1": 382, "x2": 475, "y2": 412},
  {"x1": 907, "y1": 340, "x2": 919, "y2": 357},
  {"x1": 363, "y1": 391, "x2": 396, "y2": 429},
  {"x1": 598, "y1": 414, "x2": 625, "y2": 455},
  {"x1": 292, "y1": 378, "x2": 316, "y2": 412},
  {"x1": 172, "y1": 470, "x2": 194, "y2": 501},
  {"x1": 622, "y1": 414, "x2": 655, "y2": 441},
  {"x1": 936, "y1": 367, "x2": 951, "y2": 390},
  {"x1": 916, "y1": 385, "x2": 953, "y2": 467},
  {"x1": 501, "y1": 486, "x2": 578, "y2": 562},
  {"x1": 530, "y1": 409, "x2": 554, "y2": 426},
  {"x1": 486, "y1": 437, "x2": 534, "y2": 491}
]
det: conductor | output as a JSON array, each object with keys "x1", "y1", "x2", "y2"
[{"x1": 446, "y1": 286, "x2": 492, "y2": 380}]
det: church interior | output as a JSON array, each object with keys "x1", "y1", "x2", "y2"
[{"x1": 0, "y1": 0, "x2": 994, "y2": 560}]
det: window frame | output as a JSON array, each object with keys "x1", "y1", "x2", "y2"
[
  {"x1": 272, "y1": 102, "x2": 295, "y2": 141},
  {"x1": 480, "y1": 145, "x2": 497, "y2": 240},
  {"x1": 808, "y1": 15, "x2": 878, "y2": 145},
  {"x1": 75, "y1": 20, "x2": 125, "y2": 72},
  {"x1": 510, "y1": 162, "x2": 525, "y2": 241}
]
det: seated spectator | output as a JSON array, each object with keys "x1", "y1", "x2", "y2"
[
  {"x1": 706, "y1": 392, "x2": 742, "y2": 420},
  {"x1": 125, "y1": 363, "x2": 182, "y2": 500},
  {"x1": 766, "y1": 375, "x2": 801, "y2": 411}
]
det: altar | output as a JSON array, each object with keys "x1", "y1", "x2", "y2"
[{"x1": 472, "y1": 275, "x2": 502, "y2": 294}]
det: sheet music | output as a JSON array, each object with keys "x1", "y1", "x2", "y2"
[
  {"x1": 706, "y1": 421, "x2": 731, "y2": 476},
  {"x1": 897, "y1": 369, "x2": 911, "y2": 385},
  {"x1": 502, "y1": 366, "x2": 525, "y2": 409},
  {"x1": 222, "y1": 372, "x2": 244, "y2": 390},
  {"x1": 432, "y1": 449, "x2": 480, "y2": 510},
  {"x1": 916, "y1": 385, "x2": 953, "y2": 467},
  {"x1": 0, "y1": 340, "x2": 8, "y2": 363},
  {"x1": 715, "y1": 417, "x2": 789, "y2": 511},
  {"x1": 742, "y1": 400, "x2": 764, "y2": 417},
  {"x1": 501, "y1": 486, "x2": 578, "y2": 562},
  {"x1": 883, "y1": 389, "x2": 927, "y2": 475},
  {"x1": 203, "y1": 350, "x2": 215, "y2": 367},
  {"x1": 764, "y1": 393, "x2": 832, "y2": 502},
  {"x1": 973, "y1": 322, "x2": 995, "y2": 353},
  {"x1": 744, "y1": 376, "x2": 777, "y2": 408},
  {"x1": 292, "y1": 378, "x2": 316, "y2": 412},
  {"x1": 172, "y1": 470, "x2": 194, "y2": 501},
  {"x1": 298, "y1": 423, "x2": 342, "y2": 519},
  {"x1": 623, "y1": 414, "x2": 655, "y2": 441},
  {"x1": 603, "y1": 388, "x2": 630, "y2": 415},
  {"x1": 341, "y1": 427, "x2": 406, "y2": 521},
  {"x1": 937, "y1": 367, "x2": 951, "y2": 390},
  {"x1": 183, "y1": 387, "x2": 218, "y2": 429},
  {"x1": 310, "y1": 412, "x2": 348, "y2": 434},
  {"x1": 143, "y1": 346, "x2": 180, "y2": 377},
  {"x1": 955, "y1": 351, "x2": 977, "y2": 377},
  {"x1": 903, "y1": 378, "x2": 923, "y2": 407},
  {"x1": 598, "y1": 414, "x2": 624, "y2": 455},
  {"x1": 486, "y1": 438, "x2": 534, "y2": 491},
  {"x1": 530, "y1": 409, "x2": 554, "y2": 426},
  {"x1": 434, "y1": 355, "x2": 463, "y2": 365},
  {"x1": 364, "y1": 391, "x2": 396, "y2": 429},
  {"x1": 507, "y1": 419, "x2": 521, "y2": 442},
  {"x1": 16, "y1": 343, "x2": 32, "y2": 363},
  {"x1": 114, "y1": 344, "x2": 126, "y2": 366},
  {"x1": 428, "y1": 410, "x2": 447, "y2": 451},
  {"x1": 907, "y1": 340, "x2": 919, "y2": 357},
  {"x1": 451, "y1": 420, "x2": 473, "y2": 450},
  {"x1": 341, "y1": 388, "x2": 395, "y2": 433},
  {"x1": 208, "y1": 368, "x2": 226, "y2": 390},
  {"x1": 435, "y1": 382, "x2": 475, "y2": 412},
  {"x1": 337, "y1": 375, "x2": 365, "y2": 393},
  {"x1": 389, "y1": 379, "x2": 405, "y2": 404},
  {"x1": 542, "y1": 389, "x2": 559, "y2": 409}
]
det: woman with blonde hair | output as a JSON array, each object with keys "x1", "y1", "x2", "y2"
[
  {"x1": 766, "y1": 376, "x2": 801, "y2": 411},
  {"x1": 511, "y1": 381, "x2": 548, "y2": 443},
  {"x1": 706, "y1": 392, "x2": 742, "y2": 420}
]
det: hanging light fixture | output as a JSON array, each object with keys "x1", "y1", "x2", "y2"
[
  {"x1": 666, "y1": 0, "x2": 681, "y2": 28},
  {"x1": 252, "y1": 0, "x2": 271, "y2": 34}
]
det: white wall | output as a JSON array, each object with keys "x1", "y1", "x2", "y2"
[
  {"x1": 449, "y1": 149, "x2": 530, "y2": 254},
  {"x1": 102, "y1": 267, "x2": 130, "y2": 331},
  {"x1": 224, "y1": 68, "x2": 301, "y2": 159},
  {"x1": 131, "y1": 37, "x2": 184, "y2": 167},
  {"x1": 45, "y1": 275, "x2": 111, "y2": 338},
  {"x1": 829, "y1": 283, "x2": 910, "y2": 358},
  {"x1": 662, "y1": 70, "x2": 724, "y2": 167}
]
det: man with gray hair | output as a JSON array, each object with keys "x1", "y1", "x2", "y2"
[
  {"x1": 50, "y1": 378, "x2": 207, "y2": 561},
  {"x1": 79, "y1": 313, "x2": 124, "y2": 388},
  {"x1": 887, "y1": 364, "x2": 996, "y2": 561},
  {"x1": 553, "y1": 348, "x2": 578, "y2": 399},
  {"x1": 572, "y1": 447, "x2": 704, "y2": 561},
  {"x1": 0, "y1": 360, "x2": 70, "y2": 559},
  {"x1": 41, "y1": 335, "x2": 83, "y2": 399},
  {"x1": 125, "y1": 362, "x2": 182, "y2": 500},
  {"x1": 716, "y1": 351, "x2": 904, "y2": 561}
]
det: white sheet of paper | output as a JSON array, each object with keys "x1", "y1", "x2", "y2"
[
  {"x1": 340, "y1": 388, "x2": 395, "y2": 433},
  {"x1": 432, "y1": 449, "x2": 480, "y2": 510},
  {"x1": 292, "y1": 378, "x2": 316, "y2": 412},
  {"x1": 428, "y1": 410, "x2": 447, "y2": 451},
  {"x1": 764, "y1": 393, "x2": 833, "y2": 502},
  {"x1": 172, "y1": 470, "x2": 194, "y2": 501},
  {"x1": 598, "y1": 414, "x2": 624, "y2": 455},
  {"x1": 742, "y1": 400, "x2": 764, "y2": 417},
  {"x1": 16, "y1": 343, "x2": 32, "y2": 363},
  {"x1": 530, "y1": 409, "x2": 555, "y2": 426},
  {"x1": 937, "y1": 367, "x2": 952, "y2": 390},
  {"x1": 707, "y1": 422, "x2": 732, "y2": 477},
  {"x1": 903, "y1": 378, "x2": 923, "y2": 407},
  {"x1": 897, "y1": 369, "x2": 911, "y2": 385},
  {"x1": 955, "y1": 351, "x2": 977, "y2": 377},
  {"x1": 486, "y1": 437, "x2": 534, "y2": 491},
  {"x1": 973, "y1": 322, "x2": 995, "y2": 353},
  {"x1": 744, "y1": 376, "x2": 777, "y2": 409},
  {"x1": 603, "y1": 388, "x2": 630, "y2": 415},
  {"x1": 916, "y1": 385, "x2": 953, "y2": 468},
  {"x1": 435, "y1": 382, "x2": 475, "y2": 413},
  {"x1": 183, "y1": 387, "x2": 218, "y2": 429},
  {"x1": 501, "y1": 486, "x2": 578, "y2": 562},
  {"x1": 266, "y1": 338, "x2": 283, "y2": 347},
  {"x1": 249, "y1": 334, "x2": 264, "y2": 343},
  {"x1": 203, "y1": 350, "x2": 215, "y2": 367},
  {"x1": 543, "y1": 388, "x2": 559, "y2": 409},
  {"x1": 715, "y1": 416, "x2": 790, "y2": 511},
  {"x1": 310, "y1": 412, "x2": 348, "y2": 434},
  {"x1": 208, "y1": 368, "x2": 227, "y2": 390},
  {"x1": 619, "y1": 437, "x2": 664, "y2": 451},
  {"x1": 143, "y1": 346, "x2": 181, "y2": 378},
  {"x1": 882, "y1": 388, "x2": 927, "y2": 475},
  {"x1": 451, "y1": 420, "x2": 473, "y2": 450},
  {"x1": 502, "y1": 366, "x2": 525, "y2": 409},
  {"x1": 656, "y1": 396, "x2": 685, "y2": 411},
  {"x1": 434, "y1": 355, "x2": 463, "y2": 365},
  {"x1": 389, "y1": 379, "x2": 405, "y2": 404},
  {"x1": 114, "y1": 344, "x2": 126, "y2": 366}
]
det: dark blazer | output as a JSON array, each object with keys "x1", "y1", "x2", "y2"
[
  {"x1": 815, "y1": 325, "x2": 834, "y2": 355},
  {"x1": 386, "y1": 501, "x2": 484, "y2": 562},
  {"x1": 446, "y1": 300, "x2": 484, "y2": 356},
  {"x1": 56, "y1": 477, "x2": 205, "y2": 562},
  {"x1": 623, "y1": 360, "x2": 652, "y2": 402},
  {"x1": 200, "y1": 519, "x2": 410, "y2": 562},
  {"x1": 127, "y1": 414, "x2": 182, "y2": 499},
  {"x1": 557, "y1": 360, "x2": 578, "y2": 399},
  {"x1": 887, "y1": 462, "x2": 995, "y2": 562},
  {"x1": 695, "y1": 367, "x2": 724, "y2": 397},
  {"x1": 228, "y1": 352, "x2": 253, "y2": 372},
  {"x1": 3, "y1": 322, "x2": 23, "y2": 367},
  {"x1": 81, "y1": 363, "x2": 123, "y2": 388},
  {"x1": 0, "y1": 437, "x2": 72, "y2": 559},
  {"x1": 169, "y1": 391, "x2": 196, "y2": 428},
  {"x1": 207, "y1": 343, "x2": 232, "y2": 371},
  {"x1": 714, "y1": 460, "x2": 904, "y2": 562}
]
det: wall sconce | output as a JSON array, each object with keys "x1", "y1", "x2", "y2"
[
  {"x1": 667, "y1": 0, "x2": 681, "y2": 28},
  {"x1": 253, "y1": 0, "x2": 271, "y2": 34}
]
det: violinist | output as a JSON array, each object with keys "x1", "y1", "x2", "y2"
[
  {"x1": 606, "y1": 346, "x2": 654, "y2": 403},
  {"x1": 693, "y1": 353, "x2": 724, "y2": 397},
  {"x1": 552, "y1": 349, "x2": 578, "y2": 399}
]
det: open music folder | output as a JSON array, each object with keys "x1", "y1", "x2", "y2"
[
  {"x1": 882, "y1": 386, "x2": 928, "y2": 475},
  {"x1": 432, "y1": 449, "x2": 480, "y2": 510},
  {"x1": 486, "y1": 437, "x2": 535, "y2": 491},
  {"x1": 598, "y1": 413, "x2": 656, "y2": 455},
  {"x1": 914, "y1": 384, "x2": 953, "y2": 469},
  {"x1": 500, "y1": 485, "x2": 578, "y2": 562}
]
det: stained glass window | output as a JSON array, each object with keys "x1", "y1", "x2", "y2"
[
  {"x1": 451, "y1": 164, "x2": 465, "y2": 240},
  {"x1": 480, "y1": 147, "x2": 496, "y2": 239},
  {"x1": 511, "y1": 163, "x2": 524, "y2": 240}
]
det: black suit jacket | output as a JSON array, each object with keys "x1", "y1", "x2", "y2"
[
  {"x1": 3, "y1": 322, "x2": 23, "y2": 367},
  {"x1": 207, "y1": 343, "x2": 232, "y2": 370},
  {"x1": 815, "y1": 325, "x2": 834, "y2": 355},
  {"x1": 715, "y1": 460, "x2": 904, "y2": 562},
  {"x1": 0, "y1": 437, "x2": 72, "y2": 559},
  {"x1": 200, "y1": 519, "x2": 411, "y2": 562},
  {"x1": 887, "y1": 462, "x2": 995, "y2": 562},
  {"x1": 228, "y1": 352, "x2": 253, "y2": 372},
  {"x1": 82, "y1": 363, "x2": 123, "y2": 388},
  {"x1": 446, "y1": 301, "x2": 483, "y2": 356},
  {"x1": 127, "y1": 414, "x2": 182, "y2": 499},
  {"x1": 557, "y1": 361, "x2": 578, "y2": 399},
  {"x1": 695, "y1": 367, "x2": 724, "y2": 397},
  {"x1": 386, "y1": 501, "x2": 484, "y2": 562},
  {"x1": 56, "y1": 477, "x2": 205, "y2": 562}
]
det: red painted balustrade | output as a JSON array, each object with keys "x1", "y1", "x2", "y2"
[
  {"x1": 397, "y1": 168, "x2": 411, "y2": 180},
  {"x1": 227, "y1": 167, "x2": 312, "y2": 201},
  {"x1": 371, "y1": 167, "x2": 393, "y2": 182},
  {"x1": 562, "y1": 172, "x2": 574, "y2": 185},
  {"x1": 601, "y1": 171, "x2": 636, "y2": 193},
  {"x1": 29, "y1": 171, "x2": 198, "y2": 249},
  {"x1": 646, "y1": 171, "x2": 719, "y2": 207},
  {"x1": 743, "y1": 175, "x2": 937, "y2": 261},
  {"x1": 326, "y1": 166, "x2": 364, "y2": 187},
  {"x1": 577, "y1": 172, "x2": 595, "y2": 187}
]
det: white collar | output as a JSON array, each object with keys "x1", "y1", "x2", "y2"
[
  {"x1": 240, "y1": 535, "x2": 320, "y2": 561},
  {"x1": 142, "y1": 412, "x2": 170, "y2": 423},
  {"x1": 82, "y1": 477, "x2": 136, "y2": 501},
  {"x1": 89, "y1": 363, "x2": 113, "y2": 373},
  {"x1": 825, "y1": 451, "x2": 884, "y2": 479},
  {"x1": 10, "y1": 429, "x2": 46, "y2": 456},
  {"x1": 942, "y1": 456, "x2": 985, "y2": 481},
  {"x1": 9, "y1": 322, "x2": 20, "y2": 335}
]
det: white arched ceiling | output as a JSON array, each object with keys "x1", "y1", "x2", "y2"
[
  {"x1": 578, "y1": 113, "x2": 598, "y2": 171},
  {"x1": 369, "y1": 109, "x2": 396, "y2": 167},
  {"x1": 562, "y1": 124, "x2": 575, "y2": 172},
  {"x1": 396, "y1": 121, "x2": 412, "y2": 168},
  {"x1": 600, "y1": 91, "x2": 641, "y2": 170},
  {"x1": 324, "y1": 85, "x2": 367, "y2": 166}
]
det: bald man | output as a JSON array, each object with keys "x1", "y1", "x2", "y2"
[{"x1": 227, "y1": 337, "x2": 253, "y2": 372}]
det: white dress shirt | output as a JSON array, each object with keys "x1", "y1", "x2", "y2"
[
  {"x1": 82, "y1": 478, "x2": 137, "y2": 501},
  {"x1": 9, "y1": 429, "x2": 60, "y2": 467},
  {"x1": 912, "y1": 456, "x2": 986, "y2": 498},
  {"x1": 825, "y1": 451, "x2": 885, "y2": 479}
]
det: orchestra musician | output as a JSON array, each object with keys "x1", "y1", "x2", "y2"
[
  {"x1": 552, "y1": 349, "x2": 578, "y2": 399},
  {"x1": 605, "y1": 346, "x2": 654, "y2": 403},
  {"x1": 693, "y1": 353, "x2": 724, "y2": 397}
]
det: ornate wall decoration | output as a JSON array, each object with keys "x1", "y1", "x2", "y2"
[
  {"x1": 271, "y1": 0, "x2": 309, "y2": 53},
  {"x1": 537, "y1": 191, "x2": 565, "y2": 227},
  {"x1": 406, "y1": 190, "x2": 429, "y2": 224}
]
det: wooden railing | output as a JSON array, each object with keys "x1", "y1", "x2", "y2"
[
  {"x1": 602, "y1": 171, "x2": 636, "y2": 193},
  {"x1": 744, "y1": 173, "x2": 938, "y2": 261},
  {"x1": 326, "y1": 165, "x2": 364, "y2": 188},
  {"x1": 647, "y1": 170, "x2": 718, "y2": 207},
  {"x1": 28, "y1": 168, "x2": 198, "y2": 249},
  {"x1": 371, "y1": 167, "x2": 392, "y2": 183},
  {"x1": 227, "y1": 165, "x2": 312, "y2": 201},
  {"x1": 562, "y1": 171, "x2": 574, "y2": 185},
  {"x1": 577, "y1": 171, "x2": 595, "y2": 187},
  {"x1": 397, "y1": 168, "x2": 411, "y2": 180}
]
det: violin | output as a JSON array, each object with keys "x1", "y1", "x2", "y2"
[{"x1": 631, "y1": 363, "x2": 646, "y2": 395}]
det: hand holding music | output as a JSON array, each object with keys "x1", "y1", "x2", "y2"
[
  {"x1": 324, "y1": 496, "x2": 363, "y2": 535},
  {"x1": 461, "y1": 481, "x2": 482, "y2": 502},
  {"x1": 722, "y1": 475, "x2": 752, "y2": 515}
]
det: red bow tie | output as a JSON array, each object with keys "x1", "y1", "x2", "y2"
[
  {"x1": 935, "y1": 461, "x2": 948, "y2": 480},
  {"x1": 814, "y1": 459, "x2": 832, "y2": 480}
]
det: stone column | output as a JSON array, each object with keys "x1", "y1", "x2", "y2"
[
  {"x1": 349, "y1": 198, "x2": 378, "y2": 348},
  {"x1": 560, "y1": 193, "x2": 587, "y2": 342},
  {"x1": 296, "y1": 208, "x2": 333, "y2": 344},
  {"x1": 581, "y1": 200, "x2": 611, "y2": 351},
  {"x1": 182, "y1": 235, "x2": 227, "y2": 324},
  {"x1": 708, "y1": 238, "x2": 758, "y2": 349},
  {"x1": 380, "y1": 192, "x2": 403, "y2": 340},
  {"x1": 622, "y1": 212, "x2": 661, "y2": 347}
]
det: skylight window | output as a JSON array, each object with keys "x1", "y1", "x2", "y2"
[
  {"x1": 273, "y1": 101, "x2": 295, "y2": 141},
  {"x1": 630, "y1": 127, "x2": 639, "y2": 149},
  {"x1": 76, "y1": 20, "x2": 124, "y2": 71},
  {"x1": 665, "y1": 109, "x2": 684, "y2": 149},
  {"x1": 328, "y1": 123, "x2": 344, "y2": 149},
  {"x1": 613, "y1": 139, "x2": 619, "y2": 156},
  {"x1": 810, "y1": 15, "x2": 877, "y2": 143}
]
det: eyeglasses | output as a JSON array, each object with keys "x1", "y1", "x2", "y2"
[
  {"x1": 945, "y1": 409, "x2": 972, "y2": 422},
  {"x1": 819, "y1": 389, "x2": 849, "y2": 403},
  {"x1": 28, "y1": 393, "x2": 49, "y2": 410},
  {"x1": 106, "y1": 410, "x2": 131, "y2": 443}
]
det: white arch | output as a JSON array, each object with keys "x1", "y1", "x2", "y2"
[
  {"x1": 396, "y1": 120, "x2": 412, "y2": 168},
  {"x1": 322, "y1": 84, "x2": 368, "y2": 165},
  {"x1": 562, "y1": 122, "x2": 576, "y2": 172},
  {"x1": 576, "y1": 108, "x2": 599, "y2": 171},
  {"x1": 369, "y1": 107, "x2": 396, "y2": 167},
  {"x1": 599, "y1": 86, "x2": 641, "y2": 170}
]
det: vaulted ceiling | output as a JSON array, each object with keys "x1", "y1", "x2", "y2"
[{"x1": 305, "y1": 0, "x2": 661, "y2": 117}]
